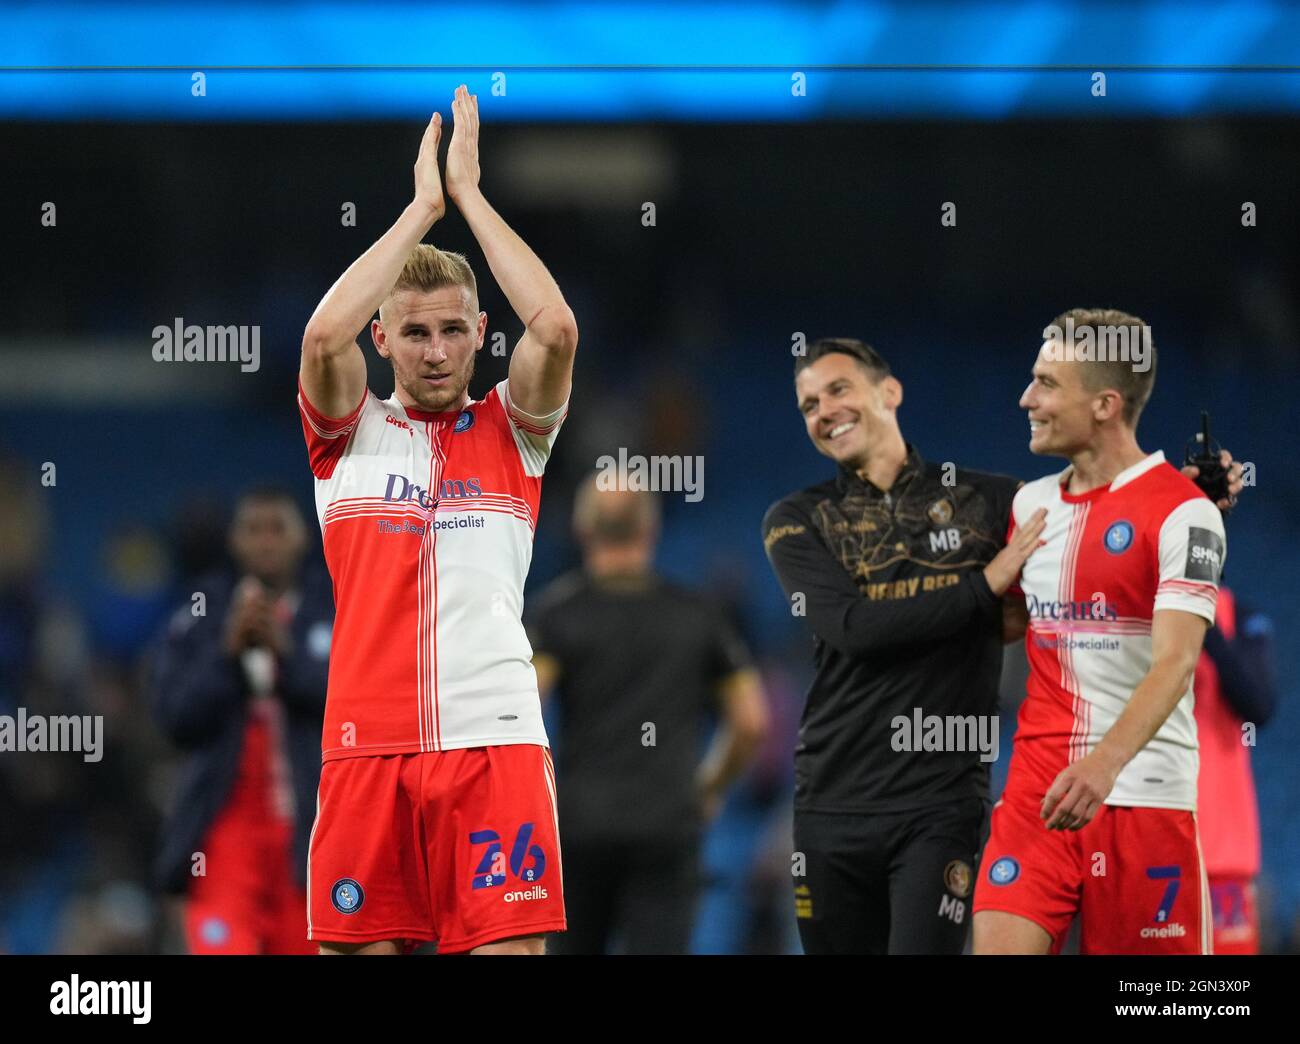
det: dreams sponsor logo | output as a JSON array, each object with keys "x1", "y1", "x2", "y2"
[
  {"x1": 1025, "y1": 594, "x2": 1118, "y2": 622},
  {"x1": 384, "y1": 473, "x2": 484, "y2": 508}
]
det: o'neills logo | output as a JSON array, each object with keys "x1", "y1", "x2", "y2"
[
  {"x1": 1026, "y1": 594, "x2": 1118, "y2": 622},
  {"x1": 384, "y1": 473, "x2": 483, "y2": 508},
  {"x1": 503, "y1": 886, "x2": 548, "y2": 903},
  {"x1": 1141, "y1": 923, "x2": 1186, "y2": 939}
]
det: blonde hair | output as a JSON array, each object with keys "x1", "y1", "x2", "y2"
[{"x1": 380, "y1": 244, "x2": 478, "y2": 322}]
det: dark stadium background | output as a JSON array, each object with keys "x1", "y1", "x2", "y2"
[{"x1": 0, "y1": 1, "x2": 1297, "y2": 954}]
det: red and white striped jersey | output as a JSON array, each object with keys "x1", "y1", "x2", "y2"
[
  {"x1": 298, "y1": 377, "x2": 566, "y2": 762},
  {"x1": 1007, "y1": 451, "x2": 1225, "y2": 811}
]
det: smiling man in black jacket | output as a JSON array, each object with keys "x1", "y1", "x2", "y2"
[{"x1": 150, "y1": 486, "x2": 333, "y2": 955}]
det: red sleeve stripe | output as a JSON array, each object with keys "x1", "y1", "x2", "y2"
[
  {"x1": 507, "y1": 406, "x2": 568, "y2": 436},
  {"x1": 502, "y1": 383, "x2": 567, "y2": 435},
  {"x1": 1157, "y1": 579, "x2": 1219, "y2": 595},
  {"x1": 297, "y1": 379, "x2": 366, "y2": 436}
]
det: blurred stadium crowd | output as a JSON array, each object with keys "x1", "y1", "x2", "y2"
[{"x1": 0, "y1": 115, "x2": 1297, "y2": 953}]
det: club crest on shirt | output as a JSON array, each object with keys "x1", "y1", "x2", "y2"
[
  {"x1": 331, "y1": 878, "x2": 365, "y2": 914},
  {"x1": 455, "y1": 410, "x2": 475, "y2": 432},
  {"x1": 927, "y1": 498, "x2": 954, "y2": 526},
  {"x1": 944, "y1": 859, "x2": 972, "y2": 898},
  {"x1": 1103, "y1": 520, "x2": 1134, "y2": 554}
]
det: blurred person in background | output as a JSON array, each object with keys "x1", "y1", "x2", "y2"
[
  {"x1": 149, "y1": 485, "x2": 333, "y2": 954},
  {"x1": 527, "y1": 476, "x2": 768, "y2": 954},
  {"x1": 0, "y1": 454, "x2": 94, "y2": 953},
  {"x1": 1194, "y1": 585, "x2": 1278, "y2": 954}
]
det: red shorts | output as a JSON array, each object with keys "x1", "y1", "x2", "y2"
[
  {"x1": 1208, "y1": 875, "x2": 1259, "y2": 955},
  {"x1": 307, "y1": 744, "x2": 565, "y2": 953},
  {"x1": 973, "y1": 792, "x2": 1210, "y2": 954},
  {"x1": 186, "y1": 716, "x2": 314, "y2": 955}
]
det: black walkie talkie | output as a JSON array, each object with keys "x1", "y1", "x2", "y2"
[{"x1": 1184, "y1": 411, "x2": 1232, "y2": 511}]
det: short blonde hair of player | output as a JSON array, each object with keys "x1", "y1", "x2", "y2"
[
  {"x1": 379, "y1": 244, "x2": 479, "y2": 323},
  {"x1": 1048, "y1": 306, "x2": 1157, "y2": 426}
]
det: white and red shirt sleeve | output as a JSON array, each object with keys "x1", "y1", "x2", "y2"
[
  {"x1": 1154, "y1": 497, "x2": 1226, "y2": 623},
  {"x1": 499, "y1": 378, "x2": 568, "y2": 477},
  {"x1": 297, "y1": 380, "x2": 369, "y2": 480}
]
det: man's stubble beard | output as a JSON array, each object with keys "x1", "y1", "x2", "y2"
[{"x1": 399, "y1": 351, "x2": 477, "y2": 412}]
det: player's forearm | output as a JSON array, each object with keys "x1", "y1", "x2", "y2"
[
  {"x1": 764, "y1": 514, "x2": 1000, "y2": 658},
  {"x1": 304, "y1": 199, "x2": 441, "y2": 350},
  {"x1": 453, "y1": 188, "x2": 576, "y2": 349},
  {"x1": 800, "y1": 570, "x2": 996, "y2": 657},
  {"x1": 1092, "y1": 656, "x2": 1197, "y2": 772}
]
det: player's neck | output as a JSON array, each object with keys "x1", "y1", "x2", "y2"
[
  {"x1": 394, "y1": 387, "x2": 469, "y2": 415},
  {"x1": 852, "y1": 430, "x2": 909, "y2": 492},
  {"x1": 1066, "y1": 434, "x2": 1148, "y2": 493}
]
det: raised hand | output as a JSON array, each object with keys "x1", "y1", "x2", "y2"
[
  {"x1": 223, "y1": 577, "x2": 267, "y2": 657},
  {"x1": 413, "y1": 111, "x2": 446, "y2": 219},
  {"x1": 445, "y1": 84, "x2": 481, "y2": 203}
]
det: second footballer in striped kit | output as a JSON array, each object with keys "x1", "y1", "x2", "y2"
[
  {"x1": 974, "y1": 310, "x2": 1225, "y2": 955},
  {"x1": 298, "y1": 86, "x2": 577, "y2": 954}
]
